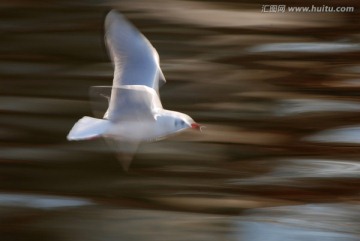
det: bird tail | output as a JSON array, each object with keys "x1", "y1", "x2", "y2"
[{"x1": 67, "y1": 116, "x2": 110, "y2": 141}]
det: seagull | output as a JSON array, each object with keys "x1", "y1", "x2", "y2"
[{"x1": 67, "y1": 10, "x2": 201, "y2": 170}]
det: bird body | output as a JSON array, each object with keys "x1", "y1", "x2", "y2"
[{"x1": 67, "y1": 10, "x2": 200, "y2": 169}]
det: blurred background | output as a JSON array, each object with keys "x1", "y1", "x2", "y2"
[{"x1": 0, "y1": 0, "x2": 359, "y2": 240}]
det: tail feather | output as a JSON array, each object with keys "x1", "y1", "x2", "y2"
[{"x1": 67, "y1": 116, "x2": 110, "y2": 141}]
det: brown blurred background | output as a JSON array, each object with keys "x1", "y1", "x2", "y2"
[{"x1": 0, "y1": 0, "x2": 359, "y2": 240}]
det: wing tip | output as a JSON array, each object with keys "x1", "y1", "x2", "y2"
[
  {"x1": 117, "y1": 153, "x2": 134, "y2": 172},
  {"x1": 105, "y1": 9, "x2": 128, "y2": 30},
  {"x1": 106, "y1": 9, "x2": 120, "y2": 20}
]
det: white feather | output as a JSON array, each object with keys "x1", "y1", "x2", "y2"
[{"x1": 67, "y1": 116, "x2": 110, "y2": 141}]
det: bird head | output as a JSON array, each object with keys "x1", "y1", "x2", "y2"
[{"x1": 172, "y1": 113, "x2": 202, "y2": 132}]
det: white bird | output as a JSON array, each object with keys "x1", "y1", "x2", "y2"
[{"x1": 67, "y1": 10, "x2": 201, "y2": 170}]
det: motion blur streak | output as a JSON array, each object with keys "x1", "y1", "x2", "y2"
[{"x1": 0, "y1": 0, "x2": 359, "y2": 240}]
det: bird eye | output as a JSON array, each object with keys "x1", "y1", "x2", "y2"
[{"x1": 175, "y1": 120, "x2": 185, "y2": 127}]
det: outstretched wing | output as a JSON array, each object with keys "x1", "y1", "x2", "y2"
[
  {"x1": 105, "y1": 138, "x2": 140, "y2": 171},
  {"x1": 105, "y1": 10, "x2": 166, "y2": 92}
]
